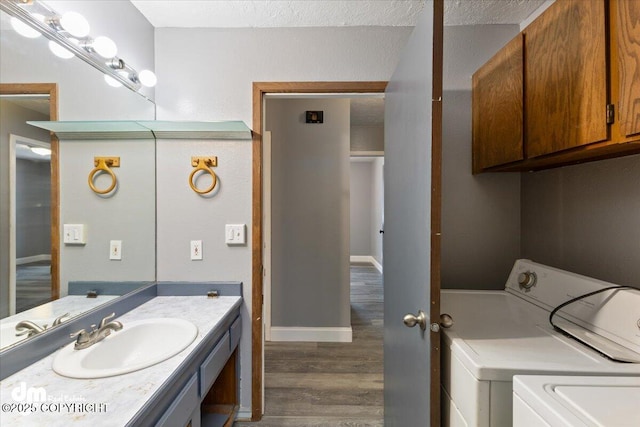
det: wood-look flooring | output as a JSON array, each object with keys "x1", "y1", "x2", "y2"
[
  {"x1": 15, "y1": 261, "x2": 52, "y2": 313},
  {"x1": 235, "y1": 263, "x2": 384, "y2": 427}
]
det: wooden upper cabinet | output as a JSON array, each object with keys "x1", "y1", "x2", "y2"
[
  {"x1": 525, "y1": 0, "x2": 608, "y2": 158},
  {"x1": 472, "y1": 35, "x2": 523, "y2": 173},
  {"x1": 616, "y1": 0, "x2": 640, "y2": 138}
]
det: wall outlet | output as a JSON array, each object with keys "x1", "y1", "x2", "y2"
[
  {"x1": 191, "y1": 240, "x2": 203, "y2": 260},
  {"x1": 110, "y1": 240, "x2": 122, "y2": 260}
]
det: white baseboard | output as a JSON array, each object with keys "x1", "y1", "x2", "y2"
[
  {"x1": 270, "y1": 326, "x2": 353, "y2": 342},
  {"x1": 16, "y1": 254, "x2": 51, "y2": 265},
  {"x1": 350, "y1": 255, "x2": 383, "y2": 273}
]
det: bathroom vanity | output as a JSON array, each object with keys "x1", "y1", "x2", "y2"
[{"x1": 0, "y1": 283, "x2": 242, "y2": 427}]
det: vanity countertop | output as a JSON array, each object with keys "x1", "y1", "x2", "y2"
[{"x1": 0, "y1": 295, "x2": 241, "y2": 426}]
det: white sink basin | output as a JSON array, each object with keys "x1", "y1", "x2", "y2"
[{"x1": 53, "y1": 318, "x2": 198, "y2": 379}]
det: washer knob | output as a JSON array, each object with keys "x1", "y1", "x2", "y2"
[{"x1": 518, "y1": 271, "x2": 537, "y2": 289}]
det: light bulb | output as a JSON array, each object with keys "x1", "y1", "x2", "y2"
[
  {"x1": 49, "y1": 40, "x2": 74, "y2": 59},
  {"x1": 93, "y1": 36, "x2": 117, "y2": 58},
  {"x1": 10, "y1": 15, "x2": 43, "y2": 38},
  {"x1": 104, "y1": 74, "x2": 122, "y2": 88},
  {"x1": 60, "y1": 11, "x2": 90, "y2": 38},
  {"x1": 31, "y1": 147, "x2": 52, "y2": 156},
  {"x1": 138, "y1": 70, "x2": 157, "y2": 88}
]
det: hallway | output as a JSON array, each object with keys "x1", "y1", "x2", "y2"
[{"x1": 235, "y1": 263, "x2": 383, "y2": 426}]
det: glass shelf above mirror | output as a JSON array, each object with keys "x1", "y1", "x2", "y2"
[{"x1": 27, "y1": 121, "x2": 253, "y2": 140}]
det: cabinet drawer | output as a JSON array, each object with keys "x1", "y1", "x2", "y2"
[
  {"x1": 229, "y1": 316, "x2": 241, "y2": 351},
  {"x1": 156, "y1": 374, "x2": 199, "y2": 427},
  {"x1": 199, "y1": 332, "x2": 230, "y2": 397}
]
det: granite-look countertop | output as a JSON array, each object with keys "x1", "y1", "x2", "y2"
[
  {"x1": 0, "y1": 295, "x2": 241, "y2": 426},
  {"x1": 1, "y1": 296, "x2": 119, "y2": 351}
]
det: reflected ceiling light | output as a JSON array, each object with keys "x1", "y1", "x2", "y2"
[
  {"x1": 59, "y1": 11, "x2": 90, "y2": 38},
  {"x1": 31, "y1": 147, "x2": 52, "y2": 156},
  {"x1": 138, "y1": 70, "x2": 157, "y2": 88},
  {"x1": 49, "y1": 40, "x2": 75, "y2": 59},
  {"x1": 104, "y1": 74, "x2": 122, "y2": 88},
  {"x1": 91, "y1": 36, "x2": 118, "y2": 59},
  {"x1": 1, "y1": 0, "x2": 157, "y2": 93},
  {"x1": 10, "y1": 14, "x2": 43, "y2": 38}
]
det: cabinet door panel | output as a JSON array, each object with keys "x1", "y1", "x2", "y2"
[
  {"x1": 472, "y1": 35, "x2": 523, "y2": 172},
  {"x1": 617, "y1": 0, "x2": 640, "y2": 137},
  {"x1": 526, "y1": 0, "x2": 607, "y2": 158}
]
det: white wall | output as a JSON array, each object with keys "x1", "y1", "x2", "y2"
[
  {"x1": 155, "y1": 25, "x2": 412, "y2": 415},
  {"x1": 441, "y1": 25, "x2": 522, "y2": 289},
  {"x1": 350, "y1": 161, "x2": 373, "y2": 256}
]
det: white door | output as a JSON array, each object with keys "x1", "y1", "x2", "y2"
[{"x1": 383, "y1": 1, "x2": 442, "y2": 425}]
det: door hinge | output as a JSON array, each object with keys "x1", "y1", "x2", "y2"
[{"x1": 606, "y1": 104, "x2": 615, "y2": 125}]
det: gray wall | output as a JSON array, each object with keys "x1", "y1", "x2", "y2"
[
  {"x1": 0, "y1": 101, "x2": 50, "y2": 317},
  {"x1": 155, "y1": 25, "x2": 412, "y2": 414},
  {"x1": 441, "y1": 25, "x2": 522, "y2": 289},
  {"x1": 371, "y1": 158, "x2": 384, "y2": 265},
  {"x1": 351, "y1": 126, "x2": 384, "y2": 152},
  {"x1": 59, "y1": 139, "x2": 156, "y2": 295},
  {"x1": 350, "y1": 158, "x2": 384, "y2": 264},
  {"x1": 350, "y1": 161, "x2": 373, "y2": 256},
  {"x1": 16, "y1": 159, "x2": 51, "y2": 258},
  {"x1": 522, "y1": 154, "x2": 640, "y2": 289},
  {"x1": 266, "y1": 98, "x2": 351, "y2": 329}
]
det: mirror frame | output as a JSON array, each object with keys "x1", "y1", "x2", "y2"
[{"x1": 1, "y1": 83, "x2": 60, "y2": 305}]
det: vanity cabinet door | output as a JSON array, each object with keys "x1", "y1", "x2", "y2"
[
  {"x1": 156, "y1": 374, "x2": 200, "y2": 427},
  {"x1": 616, "y1": 0, "x2": 640, "y2": 138},
  {"x1": 472, "y1": 34, "x2": 524, "y2": 173},
  {"x1": 525, "y1": 0, "x2": 608, "y2": 158}
]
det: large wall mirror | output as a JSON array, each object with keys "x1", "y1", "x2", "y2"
[{"x1": 0, "y1": 4, "x2": 156, "y2": 351}]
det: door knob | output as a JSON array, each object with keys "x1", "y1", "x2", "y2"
[
  {"x1": 403, "y1": 310, "x2": 427, "y2": 330},
  {"x1": 440, "y1": 313, "x2": 453, "y2": 329}
]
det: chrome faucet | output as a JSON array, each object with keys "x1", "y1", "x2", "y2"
[
  {"x1": 52, "y1": 312, "x2": 70, "y2": 326},
  {"x1": 14, "y1": 312, "x2": 71, "y2": 338},
  {"x1": 70, "y1": 313, "x2": 123, "y2": 350},
  {"x1": 15, "y1": 320, "x2": 47, "y2": 337}
]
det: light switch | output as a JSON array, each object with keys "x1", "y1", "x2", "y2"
[
  {"x1": 191, "y1": 240, "x2": 203, "y2": 260},
  {"x1": 225, "y1": 224, "x2": 246, "y2": 245},
  {"x1": 110, "y1": 240, "x2": 122, "y2": 260},
  {"x1": 63, "y1": 224, "x2": 86, "y2": 245}
]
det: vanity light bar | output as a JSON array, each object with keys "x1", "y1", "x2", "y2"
[{"x1": 0, "y1": 0, "x2": 154, "y2": 92}]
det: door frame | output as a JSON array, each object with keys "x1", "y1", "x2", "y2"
[
  {"x1": 0, "y1": 83, "x2": 60, "y2": 306},
  {"x1": 251, "y1": 81, "x2": 387, "y2": 420}
]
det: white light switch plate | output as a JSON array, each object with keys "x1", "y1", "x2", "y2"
[
  {"x1": 225, "y1": 224, "x2": 246, "y2": 245},
  {"x1": 63, "y1": 224, "x2": 86, "y2": 245}
]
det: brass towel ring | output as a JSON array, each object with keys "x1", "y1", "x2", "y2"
[
  {"x1": 88, "y1": 157, "x2": 119, "y2": 195},
  {"x1": 189, "y1": 156, "x2": 218, "y2": 195}
]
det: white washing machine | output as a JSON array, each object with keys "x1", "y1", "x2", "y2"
[
  {"x1": 512, "y1": 375, "x2": 640, "y2": 427},
  {"x1": 440, "y1": 259, "x2": 640, "y2": 427}
]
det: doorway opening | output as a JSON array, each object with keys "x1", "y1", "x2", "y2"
[
  {"x1": 12, "y1": 134, "x2": 53, "y2": 312},
  {"x1": 0, "y1": 83, "x2": 59, "y2": 319},
  {"x1": 252, "y1": 81, "x2": 387, "y2": 420}
]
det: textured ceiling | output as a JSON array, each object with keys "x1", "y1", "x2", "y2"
[{"x1": 131, "y1": 0, "x2": 548, "y2": 28}]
